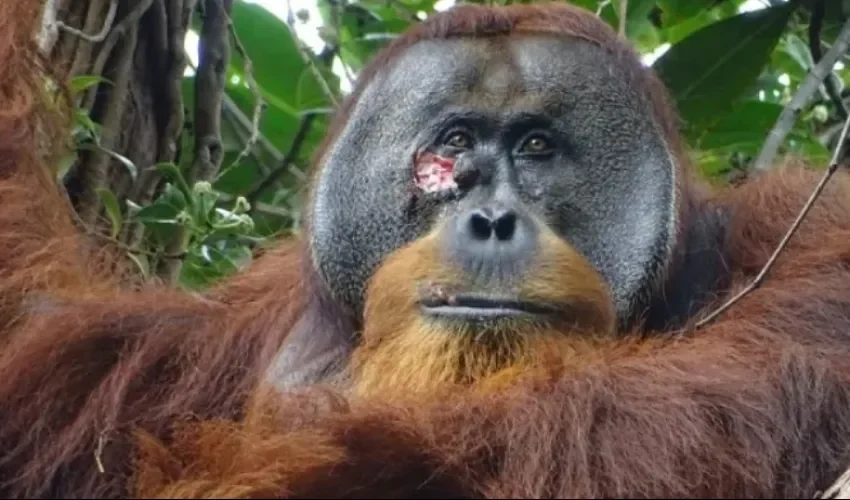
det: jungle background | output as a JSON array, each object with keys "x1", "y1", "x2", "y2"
[{"x1": 39, "y1": 0, "x2": 850, "y2": 289}]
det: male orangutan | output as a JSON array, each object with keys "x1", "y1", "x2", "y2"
[{"x1": 2, "y1": 0, "x2": 850, "y2": 498}]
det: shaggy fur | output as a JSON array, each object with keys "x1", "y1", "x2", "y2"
[
  {"x1": 349, "y1": 227, "x2": 617, "y2": 401},
  {"x1": 2, "y1": 1, "x2": 850, "y2": 498}
]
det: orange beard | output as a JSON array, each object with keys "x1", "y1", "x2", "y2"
[{"x1": 347, "y1": 226, "x2": 617, "y2": 402}]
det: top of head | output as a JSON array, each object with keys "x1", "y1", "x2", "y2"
[{"x1": 307, "y1": 3, "x2": 687, "y2": 326}]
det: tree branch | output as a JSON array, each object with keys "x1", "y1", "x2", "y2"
[
  {"x1": 222, "y1": 7, "x2": 266, "y2": 175},
  {"x1": 56, "y1": 0, "x2": 118, "y2": 44},
  {"x1": 808, "y1": 0, "x2": 848, "y2": 119},
  {"x1": 617, "y1": 0, "x2": 628, "y2": 38},
  {"x1": 695, "y1": 111, "x2": 850, "y2": 329},
  {"x1": 157, "y1": 0, "x2": 233, "y2": 284},
  {"x1": 67, "y1": 0, "x2": 111, "y2": 79},
  {"x1": 74, "y1": 22, "x2": 139, "y2": 226},
  {"x1": 286, "y1": 0, "x2": 338, "y2": 107},
  {"x1": 821, "y1": 464, "x2": 850, "y2": 498},
  {"x1": 190, "y1": 0, "x2": 232, "y2": 184},
  {"x1": 222, "y1": 95, "x2": 285, "y2": 164},
  {"x1": 245, "y1": 112, "x2": 315, "y2": 212},
  {"x1": 753, "y1": 15, "x2": 850, "y2": 171},
  {"x1": 83, "y1": 0, "x2": 157, "y2": 111},
  {"x1": 38, "y1": 0, "x2": 63, "y2": 55},
  {"x1": 159, "y1": 0, "x2": 195, "y2": 165},
  {"x1": 122, "y1": 0, "x2": 197, "y2": 248},
  {"x1": 221, "y1": 44, "x2": 338, "y2": 192}
]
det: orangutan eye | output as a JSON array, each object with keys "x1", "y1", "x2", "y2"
[
  {"x1": 519, "y1": 134, "x2": 553, "y2": 155},
  {"x1": 444, "y1": 131, "x2": 473, "y2": 150}
]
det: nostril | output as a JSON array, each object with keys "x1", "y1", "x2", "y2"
[
  {"x1": 493, "y1": 211, "x2": 517, "y2": 241},
  {"x1": 468, "y1": 211, "x2": 493, "y2": 240}
]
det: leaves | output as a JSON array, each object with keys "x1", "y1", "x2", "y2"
[
  {"x1": 68, "y1": 75, "x2": 112, "y2": 95},
  {"x1": 96, "y1": 188, "x2": 123, "y2": 238},
  {"x1": 653, "y1": 1, "x2": 797, "y2": 132},
  {"x1": 229, "y1": 1, "x2": 338, "y2": 113},
  {"x1": 77, "y1": 142, "x2": 138, "y2": 180}
]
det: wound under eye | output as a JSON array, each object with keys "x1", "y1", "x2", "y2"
[{"x1": 414, "y1": 151, "x2": 457, "y2": 193}]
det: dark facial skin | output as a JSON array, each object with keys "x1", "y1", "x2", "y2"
[{"x1": 309, "y1": 34, "x2": 678, "y2": 326}]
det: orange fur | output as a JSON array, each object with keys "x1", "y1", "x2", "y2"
[{"x1": 350, "y1": 226, "x2": 615, "y2": 401}]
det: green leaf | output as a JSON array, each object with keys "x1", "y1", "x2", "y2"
[
  {"x1": 56, "y1": 151, "x2": 78, "y2": 181},
  {"x1": 74, "y1": 109, "x2": 100, "y2": 137},
  {"x1": 696, "y1": 151, "x2": 736, "y2": 178},
  {"x1": 229, "y1": 0, "x2": 340, "y2": 113},
  {"x1": 126, "y1": 252, "x2": 150, "y2": 280},
  {"x1": 659, "y1": 6, "x2": 738, "y2": 46},
  {"x1": 135, "y1": 183, "x2": 188, "y2": 244},
  {"x1": 68, "y1": 75, "x2": 111, "y2": 95},
  {"x1": 335, "y1": 2, "x2": 412, "y2": 72},
  {"x1": 77, "y1": 142, "x2": 138, "y2": 180},
  {"x1": 786, "y1": 131, "x2": 831, "y2": 164},
  {"x1": 179, "y1": 242, "x2": 253, "y2": 290},
  {"x1": 96, "y1": 187, "x2": 123, "y2": 238},
  {"x1": 623, "y1": 0, "x2": 658, "y2": 40},
  {"x1": 225, "y1": 78, "x2": 299, "y2": 152},
  {"x1": 652, "y1": 2, "x2": 797, "y2": 131},
  {"x1": 694, "y1": 100, "x2": 783, "y2": 154},
  {"x1": 126, "y1": 199, "x2": 143, "y2": 217},
  {"x1": 219, "y1": 77, "x2": 328, "y2": 198},
  {"x1": 782, "y1": 33, "x2": 814, "y2": 71},
  {"x1": 154, "y1": 162, "x2": 194, "y2": 206},
  {"x1": 657, "y1": 0, "x2": 716, "y2": 23}
]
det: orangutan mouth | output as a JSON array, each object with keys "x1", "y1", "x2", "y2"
[{"x1": 418, "y1": 286, "x2": 558, "y2": 321}]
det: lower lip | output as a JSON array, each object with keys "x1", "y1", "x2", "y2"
[{"x1": 421, "y1": 305, "x2": 532, "y2": 319}]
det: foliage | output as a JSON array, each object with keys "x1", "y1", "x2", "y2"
[{"x1": 55, "y1": 0, "x2": 850, "y2": 289}]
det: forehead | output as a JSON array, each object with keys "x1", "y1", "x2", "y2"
[{"x1": 369, "y1": 35, "x2": 636, "y2": 113}]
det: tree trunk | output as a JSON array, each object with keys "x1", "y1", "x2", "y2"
[{"x1": 48, "y1": 0, "x2": 199, "y2": 281}]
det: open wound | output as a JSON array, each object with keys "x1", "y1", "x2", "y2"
[{"x1": 414, "y1": 152, "x2": 457, "y2": 193}]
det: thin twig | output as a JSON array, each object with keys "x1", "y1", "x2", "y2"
[
  {"x1": 808, "y1": 0, "x2": 848, "y2": 119},
  {"x1": 224, "y1": 111, "x2": 271, "y2": 175},
  {"x1": 222, "y1": 95, "x2": 282, "y2": 161},
  {"x1": 83, "y1": 0, "x2": 158, "y2": 111},
  {"x1": 617, "y1": 0, "x2": 628, "y2": 38},
  {"x1": 158, "y1": 0, "x2": 194, "y2": 165},
  {"x1": 223, "y1": 7, "x2": 266, "y2": 173},
  {"x1": 245, "y1": 113, "x2": 316, "y2": 211},
  {"x1": 821, "y1": 464, "x2": 850, "y2": 498},
  {"x1": 695, "y1": 112, "x2": 850, "y2": 329},
  {"x1": 94, "y1": 430, "x2": 107, "y2": 474},
  {"x1": 753, "y1": 15, "x2": 850, "y2": 170},
  {"x1": 286, "y1": 0, "x2": 339, "y2": 107},
  {"x1": 56, "y1": 0, "x2": 118, "y2": 44},
  {"x1": 55, "y1": 0, "x2": 87, "y2": 71},
  {"x1": 67, "y1": 0, "x2": 112, "y2": 79},
  {"x1": 38, "y1": 0, "x2": 61, "y2": 55},
  {"x1": 220, "y1": 44, "x2": 337, "y2": 183}
]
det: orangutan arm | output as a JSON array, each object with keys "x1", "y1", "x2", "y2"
[{"x1": 0, "y1": 273, "x2": 306, "y2": 498}]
